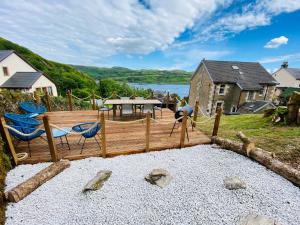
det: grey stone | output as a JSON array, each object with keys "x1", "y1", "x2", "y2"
[
  {"x1": 224, "y1": 176, "x2": 246, "y2": 190},
  {"x1": 145, "y1": 169, "x2": 172, "y2": 188},
  {"x1": 238, "y1": 214, "x2": 281, "y2": 225},
  {"x1": 83, "y1": 170, "x2": 112, "y2": 192}
]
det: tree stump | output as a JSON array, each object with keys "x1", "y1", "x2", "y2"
[{"x1": 5, "y1": 160, "x2": 70, "y2": 203}]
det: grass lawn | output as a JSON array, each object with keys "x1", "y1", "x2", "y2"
[{"x1": 197, "y1": 114, "x2": 300, "y2": 169}]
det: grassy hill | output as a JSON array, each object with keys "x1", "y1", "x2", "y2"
[
  {"x1": 0, "y1": 37, "x2": 96, "y2": 97},
  {"x1": 75, "y1": 65, "x2": 193, "y2": 84}
]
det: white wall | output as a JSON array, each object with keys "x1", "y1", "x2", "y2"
[
  {"x1": 273, "y1": 69, "x2": 300, "y2": 88},
  {"x1": 30, "y1": 75, "x2": 58, "y2": 96},
  {"x1": 0, "y1": 53, "x2": 36, "y2": 85}
]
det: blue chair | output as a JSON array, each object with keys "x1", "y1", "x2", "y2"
[
  {"x1": 4, "y1": 113, "x2": 41, "y2": 127},
  {"x1": 20, "y1": 101, "x2": 47, "y2": 114},
  {"x1": 7, "y1": 125, "x2": 45, "y2": 157},
  {"x1": 72, "y1": 122, "x2": 101, "y2": 153}
]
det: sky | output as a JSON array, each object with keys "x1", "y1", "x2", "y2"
[{"x1": 1, "y1": 0, "x2": 300, "y2": 72}]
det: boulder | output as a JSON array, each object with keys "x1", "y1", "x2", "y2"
[
  {"x1": 238, "y1": 214, "x2": 281, "y2": 225},
  {"x1": 83, "y1": 170, "x2": 112, "y2": 192},
  {"x1": 145, "y1": 169, "x2": 172, "y2": 188},
  {"x1": 224, "y1": 176, "x2": 246, "y2": 190}
]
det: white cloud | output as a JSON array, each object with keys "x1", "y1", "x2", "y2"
[
  {"x1": 264, "y1": 36, "x2": 288, "y2": 48},
  {"x1": 259, "y1": 53, "x2": 300, "y2": 64},
  {"x1": 0, "y1": 0, "x2": 230, "y2": 65}
]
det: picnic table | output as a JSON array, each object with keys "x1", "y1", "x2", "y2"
[{"x1": 104, "y1": 99, "x2": 162, "y2": 119}]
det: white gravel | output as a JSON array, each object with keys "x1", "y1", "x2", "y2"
[{"x1": 5, "y1": 145, "x2": 300, "y2": 225}]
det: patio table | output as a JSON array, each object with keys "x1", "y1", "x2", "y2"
[
  {"x1": 104, "y1": 99, "x2": 162, "y2": 119},
  {"x1": 52, "y1": 127, "x2": 71, "y2": 150}
]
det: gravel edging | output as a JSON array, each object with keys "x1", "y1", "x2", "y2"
[{"x1": 5, "y1": 145, "x2": 300, "y2": 225}]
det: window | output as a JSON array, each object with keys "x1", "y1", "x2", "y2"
[
  {"x1": 231, "y1": 106, "x2": 237, "y2": 113},
  {"x1": 3, "y1": 67, "x2": 9, "y2": 76},
  {"x1": 219, "y1": 84, "x2": 225, "y2": 95},
  {"x1": 247, "y1": 91, "x2": 255, "y2": 101},
  {"x1": 215, "y1": 101, "x2": 223, "y2": 112},
  {"x1": 47, "y1": 86, "x2": 53, "y2": 96},
  {"x1": 259, "y1": 86, "x2": 266, "y2": 96}
]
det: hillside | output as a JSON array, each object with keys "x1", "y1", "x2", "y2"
[
  {"x1": 0, "y1": 37, "x2": 96, "y2": 97},
  {"x1": 75, "y1": 65, "x2": 192, "y2": 84}
]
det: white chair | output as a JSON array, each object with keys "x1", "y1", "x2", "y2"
[
  {"x1": 96, "y1": 99, "x2": 112, "y2": 118},
  {"x1": 142, "y1": 104, "x2": 154, "y2": 117},
  {"x1": 121, "y1": 104, "x2": 134, "y2": 117}
]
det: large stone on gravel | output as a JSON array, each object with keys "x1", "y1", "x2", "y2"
[
  {"x1": 224, "y1": 176, "x2": 246, "y2": 190},
  {"x1": 83, "y1": 170, "x2": 112, "y2": 192},
  {"x1": 238, "y1": 214, "x2": 281, "y2": 225},
  {"x1": 145, "y1": 169, "x2": 172, "y2": 188}
]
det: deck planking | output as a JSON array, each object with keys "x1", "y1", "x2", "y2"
[{"x1": 15, "y1": 108, "x2": 211, "y2": 164}]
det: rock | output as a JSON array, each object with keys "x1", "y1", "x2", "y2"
[
  {"x1": 145, "y1": 169, "x2": 172, "y2": 188},
  {"x1": 83, "y1": 170, "x2": 112, "y2": 192},
  {"x1": 238, "y1": 214, "x2": 281, "y2": 225},
  {"x1": 224, "y1": 176, "x2": 246, "y2": 190}
]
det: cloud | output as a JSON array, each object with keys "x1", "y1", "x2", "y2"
[
  {"x1": 264, "y1": 36, "x2": 288, "y2": 48},
  {"x1": 0, "y1": 0, "x2": 230, "y2": 65},
  {"x1": 259, "y1": 52, "x2": 300, "y2": 64}
]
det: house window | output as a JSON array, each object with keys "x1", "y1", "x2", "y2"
[
  {"x1": 3, "y1": 67, "x2": 9, "y2": 76},
  {"x1": 215, "y1": 101, "x2": 223, "y2": 112},
  {"x1": 231, "y1": 106, "x2": 237, "y2": 113},
  {"x1": 47, "y1": 86, "x2": 53, "y2": 96},
  {"x1": 219, "y1": 84, "x2": 225, "y2": 95},
  {"x1": 247, "y1": 91, "x2": 255, "y2": 101},
  {"x1": 259, "y1": 86, "x2": 265, "y2": 96}
]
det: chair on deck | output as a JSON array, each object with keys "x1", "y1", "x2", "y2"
[
  {"x1": 96, "y1": 99, "x2": 112, "y2": 118},
  {"x1": 142, "y1": 104, "x2": 154, "y2": 118},
  {"x1": 7, "y1": 125, "x2": 45, "y2": 157},
  {"x1": 4, "y1": 113, "x2": 41, "y2": 127},
  {"x1": 121, "y1": 104, "x2": 134, "y2": 117},
  {"x1": 20, "y1": 101, "x2": 47, "y2": 114},
  {"x1": 72, "y1": 122, "x2": 101, "y2": 154},
  {"x1": 134, "y1": 97, "x2": 144, "y2": 114}
]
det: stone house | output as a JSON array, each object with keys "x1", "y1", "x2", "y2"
[
  {"x1": 189, "y1": 59, "x2": 277, "y2": 115},
  {"x1": 0, "y1": 50, "x2": 58, "y2": 96},
  {"x1": 273, "y1": 62, "x2": 300, "y2": 96}
]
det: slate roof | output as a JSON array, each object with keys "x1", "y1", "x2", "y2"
[
  {"x1": 0, "y1": 50, "x2": 14, "y2": 62},
  {"x1": 202, "y1": 60, "x2": 277, "y2": 90},
  {"x1": 286, "y1": 68, "x2": 300, "y2": 80},
  {"x1": 237, "y1": 101, "x2": 275, "y2": 113},
  {"x1": 1, "y1": 72, "x2": 43, "y2": 88}
]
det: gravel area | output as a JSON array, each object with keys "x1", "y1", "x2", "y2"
[{"x1": 5, "y1": 145, "x2": 300, "y2": 225}]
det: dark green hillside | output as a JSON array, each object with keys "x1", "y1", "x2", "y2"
[
  {"x1": 0, "y1": 37, "x2": 96, "y2": 97},
  {"x1": 75, "y1": 65, "x2": 192, "y2": 84}
]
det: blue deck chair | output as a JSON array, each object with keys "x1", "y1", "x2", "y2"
[
  {"x1": 19, "y1": 101, "x2": 47, "y2": 114},
  {"x1": 4, "y1": 113, "x2": 41, "y2": 127},
  {"x1": 7, "y1": 125, "x2": 45, "y2": 157},
  {"x1": 72, "y1": 122, "x2": 101, "y2": 154}
]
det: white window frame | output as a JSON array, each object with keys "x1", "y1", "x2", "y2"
[
  {"x1": 215, "y1": 101, "x2": 224, "y2": 112},
  {"x1": 218, "y1": 84, "x2": 226, "y2": 95},
  {"x1": 246, "y1": 91, "x2": 256, "y2": 102},
  {"x1": 258, "y1": 86, "x2": 266, "y2": 96},
  {"x1": 231, "y1": 105, "x2": 237, "y2": 113}
]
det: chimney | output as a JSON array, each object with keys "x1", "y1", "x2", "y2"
[{"x1": 281, "y1": 61, "x2": 288, "y2": 69}]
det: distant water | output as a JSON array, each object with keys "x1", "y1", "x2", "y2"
[{"x1": 129, "y1": 83, "x2": 190, "y2": 98}]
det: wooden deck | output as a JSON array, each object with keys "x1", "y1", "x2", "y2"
[{"x1": 16, "y1": 108, "x2": 211, "y2": 164}]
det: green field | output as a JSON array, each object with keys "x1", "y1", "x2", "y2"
[
  {"x1": 75, "y1": 65, "x2": 192, "y2": 84},
  {"x1": 197, "y1": 114, "x2": 300, "y2": 169}
]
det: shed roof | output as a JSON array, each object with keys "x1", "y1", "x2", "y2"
[
  {"x1": 1, "y1": 72, "x2": 43, "y2": 88},
  {"x1": 0, "y1": 50, "x2": 14, "y2": 62}
]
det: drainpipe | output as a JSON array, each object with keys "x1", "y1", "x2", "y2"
[{"x1": 210, "y1": 84, "x2": 217, "y2": 117}]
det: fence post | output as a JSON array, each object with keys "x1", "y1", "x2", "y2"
[
  {"x1": 180, "y1": 110, "x2": 188, "y2": 148},
  {"x1": 44, "y1": 90, "x2": 52, "y2": 112},
  {"x1": 67, "y1": 90, "x2": 73, "y2": 111},
  {"x1": 212, "y1": 107, "x2": 222, "y2": 137},
  {"x1": 100, "y1": 112, "x2": 107, "y2": 158},
  {"x1": 166, "y1": 92, "x2": 170, "y2": 109},
  {"x1": 42, "y1": 115, "x2": 58, "y2": 162},
  {"x1": 297, "y1": 108, "x2": 300, "y2": 125},
  {"x1": 0, "y1": 117, "x2": 18, "y2": 166},
  {"x1": 33, "y1": 91, "x2": 40, "y2": 104},
  {"x1": 145, "y1": 112, "x2": 151, "y2": 152},
  {"x1": 173, "y1": 98, "x2": 177, "y2": 113},
  {"x1": 151, "y1": 90, "x2": 154, "y2": 99},
  {"x1": 92, "y1": 92, "x2": 96, "y2": 110},
  {"x1": 193, "y1": 100, "x2": 199, "y2": 128}
]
